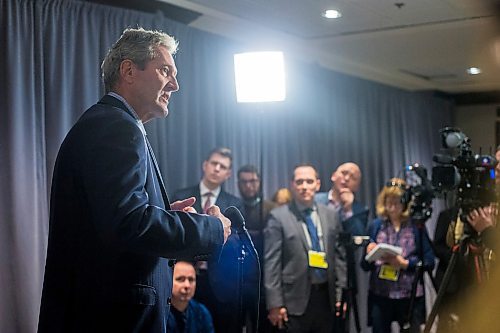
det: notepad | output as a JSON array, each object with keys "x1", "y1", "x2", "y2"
[{"x1": 364, "y1": 243, "x2": 403, "y2": 262}]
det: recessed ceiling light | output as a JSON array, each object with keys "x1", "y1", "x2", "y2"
[
  {"x1": 323, "y1": 9, "x2": 342, "y2": 19},
  {"x1": 467, "y1": 67, "x2": 481, "y2": 75}
]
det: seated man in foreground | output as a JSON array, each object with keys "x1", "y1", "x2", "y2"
[{"x1": 168, "y1": 261, "x2": 214, "y2": 333}]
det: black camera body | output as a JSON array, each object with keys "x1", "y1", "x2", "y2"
[
  {"x1": 401, "y1": 164, "x2": 435, "y2": 222},
  {"x1": 431, "y1": 127, "x2": 497, "y2": 218}
]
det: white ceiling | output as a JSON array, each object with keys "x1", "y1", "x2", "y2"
[{"x1": 160, "y1": 0, "x2": 500, "y2": 93}]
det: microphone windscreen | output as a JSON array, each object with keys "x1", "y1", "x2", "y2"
[
  {"x1": 224, "y1": 206, "x2": 245, "y2": 231},
  {"x1": 445, "y1": 132, "x2": 464, "y2": 149}
]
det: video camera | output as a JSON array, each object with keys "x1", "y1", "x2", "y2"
[
  {"x1": 400, "y1": 127, "x2": 496, "y2": 225},
  {"x1": 431, "y1": 127, "x2": 497, "y2": 220},
  {"x1": 401, "y1": 163, "x2": 435, "y2": 222}
]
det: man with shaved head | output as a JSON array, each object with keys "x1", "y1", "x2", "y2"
[
  {"x1": 315, "y1": 162, "x2": 369, "y2": 236},
  {"x1": 315, "y1": 162, "x2": 369, "y2": 331}
]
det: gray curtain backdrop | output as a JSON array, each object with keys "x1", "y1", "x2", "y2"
[{"x1": 0, "y1": 0, "x2": 453, "y2": 332}]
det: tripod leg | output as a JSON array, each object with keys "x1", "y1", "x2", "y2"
[
  {"x1": 402, "y1": 259, "x2": 425, "y2": 331},
  {"x1": 350, "y1": 288, "x2": 361, "y2": 333},
  {"x1": 402, "y1": 222, "x2": 432, "y2": 331},
  {"x1": 424, "y1": 247, "x2": 460, "y2": 333}
]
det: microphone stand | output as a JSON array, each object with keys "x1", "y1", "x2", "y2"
[
  {"x1": 236, "y1": 240, "x2": 246, "y2": 333},
  {"x1": 225, "y1": 206, "x2": 261, "y2": 333}
]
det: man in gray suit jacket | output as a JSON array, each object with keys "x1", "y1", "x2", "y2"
[{"x1": 264, "y1": 164, "x2": 346, "y2": 332}]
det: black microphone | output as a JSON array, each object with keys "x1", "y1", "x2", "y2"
[
  {"x1": 224, "y1": 206, "x2": 246, "y2": 232},
  {"x1": 224, "y1": 206, "x2": 259, "y2": 259},
  {"x1": 224, "y1": 206, "x2": 262, "y2": 331}
]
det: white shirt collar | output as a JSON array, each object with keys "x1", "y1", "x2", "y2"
[{"x1": 199, "y1": 181, "x2": 221, "y2": 197}]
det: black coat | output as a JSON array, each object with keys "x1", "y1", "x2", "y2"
[{"x1": 38, "y1": 95, "x2": 223, "y2": 333}]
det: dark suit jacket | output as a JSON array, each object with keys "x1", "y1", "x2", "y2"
[
  {"x1": 264, "y1": 201, "x2": 347, "y2": 316},
  {"x1": 38, "y1": 95, "x2": 223, "y2": 333},
  {"x1": 315, "y1": 191, "x2": 369, "y2": 236}
]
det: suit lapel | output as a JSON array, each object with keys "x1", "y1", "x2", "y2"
[
  {"x1": 98, "y1": 95, "x2": 171, "y2": 209},
  {"x1": 215, "y1": 191, "x2": 227, "y2": 210},
  {"x1": 144, "y1": 139, "x2": 171, "y2": 209},
  {"x1": 193, "y1": 187, "x2": 202, "y2": 213},
  {"x1": 317, "y1": 206, "x2": 331, "y2": 251},
  {"x1": 288, "y1": 202, "x2": 309, "y2": 252}
]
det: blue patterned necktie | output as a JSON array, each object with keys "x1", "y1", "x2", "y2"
[
  {"x1": 304, "y1": 208, "x2": 321, "y2": 252},
  {"x1": 304, "y1": 208, "x2": 328, "y2": 282}
]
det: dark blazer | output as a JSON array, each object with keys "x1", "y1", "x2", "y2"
[
  {"x1": 264, "y1": 201, "x2": 347, "y2": 316},
  {"x1": 315, "y1": 191, "x2": 369, "y2": 236},
  {"x1": 38, "y1": 95, "x2": 223, "y2": 333}
]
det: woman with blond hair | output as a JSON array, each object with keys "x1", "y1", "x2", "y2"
[
  {"x1": 362, "y1": 178, "x2": 435, "y2": 333},
  {"x1": 271, "y1": 187, "x2": 292, "y2": 206}
]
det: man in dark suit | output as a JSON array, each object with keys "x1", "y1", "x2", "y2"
[
  {"x1": 264, "y1": 164, "x2": 346, "y2": 333},
  {"x1": 173, "y1": 147, "x2": 244, "y2": 333},
  {"x1": 315, "y1": 162, "x2": 369, "y2": 331},
  {"x1": 172, "y1": 147, "x2": 243, "y2": 214},
  {"x1": 237, "y1": 164, "x2": 276, "y2": 332},
  {"x1": 38, "y1": 28, "x2": 231, "y2": 333}
]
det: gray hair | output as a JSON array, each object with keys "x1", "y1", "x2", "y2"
[{"x1": 101, "y1": 27, "x2": 178, "y2": 93}]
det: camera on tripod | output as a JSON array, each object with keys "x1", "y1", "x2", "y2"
[
  {"x1": 431, "y1": 127, "x2": 497, "y2": 224},
  {"x1": 401, "y1": 164, "x2": 435, "y2": 223},
  {"x1": 423, "y1": 127, "x2": 498, "y2": 333}
]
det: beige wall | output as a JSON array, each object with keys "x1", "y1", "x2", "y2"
[{"x1": 454, "y1": 103, "x2": 499, "y2": 153}]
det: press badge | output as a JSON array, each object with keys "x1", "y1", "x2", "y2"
[
  {"x1": 308, "y1": 250, "x2": 329, "y2": 269},
  {"x1": 378, "y1": 264, "x2": 399, "y2": 281}
]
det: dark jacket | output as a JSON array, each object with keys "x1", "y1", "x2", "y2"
[
  {"x1": 38, "y1": 95, "x2": 223, "y2": 333},
  {"x1": 315, "y1": 192, "x2": 369, "y2": 236}
]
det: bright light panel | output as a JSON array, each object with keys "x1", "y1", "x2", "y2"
[
  {"x1": 467, "y1": 67, "x2": 481, "y2": 75},
  {"x1": 323, "y1": 9, "x2": 342, "y2": 19},
  {"x1": 234, "y1": 51, "x2": 286, "y2": 103}
]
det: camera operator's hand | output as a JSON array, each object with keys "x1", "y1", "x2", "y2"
[{"x1": 468, "y1": 206, "x2": 494, "y2": 233}]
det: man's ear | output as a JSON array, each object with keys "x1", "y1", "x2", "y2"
[
  {"x1": 119, "y1": 59, "x2": 135, "y2": 84},
  {"x1": 331, "y1": 171, "x2": 338, "y2": 184},
  {"x1": 315, "y1": 179, "x2": 321, "y2": 192}
]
